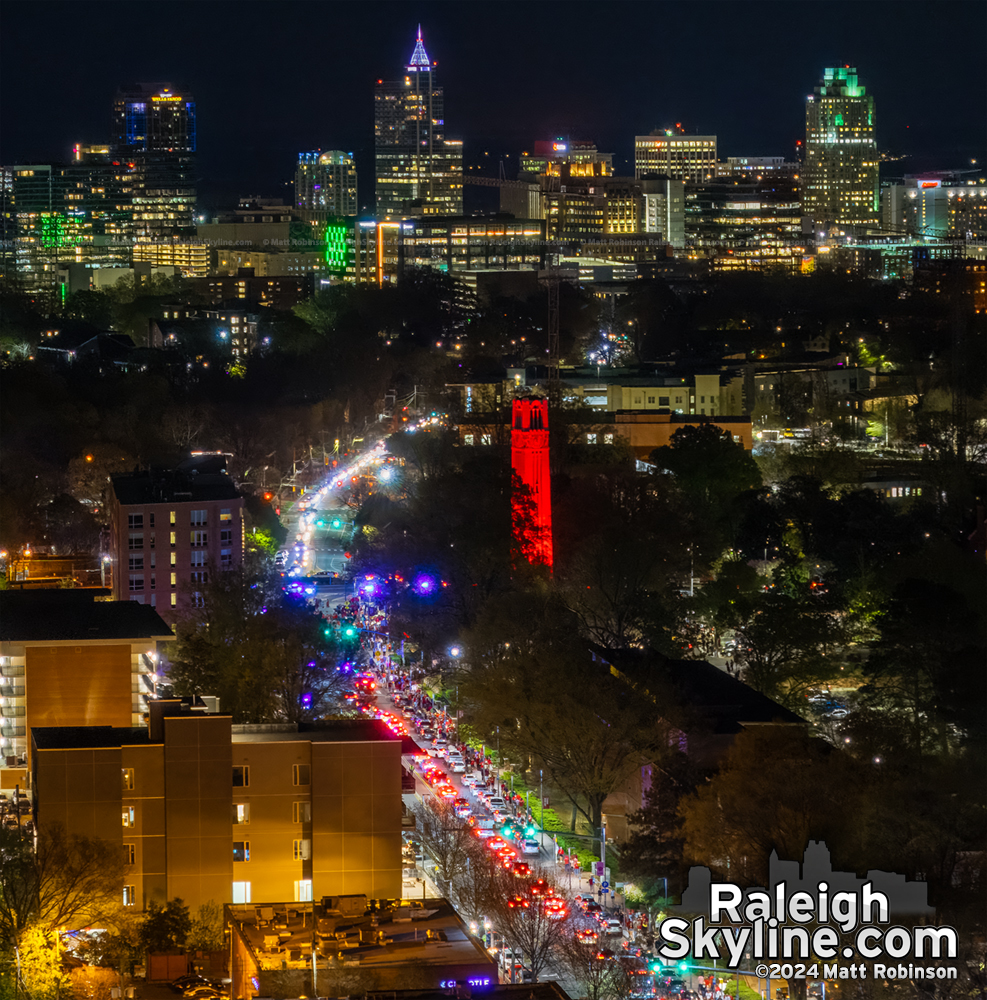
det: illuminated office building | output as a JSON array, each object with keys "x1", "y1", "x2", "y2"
[
  {"x1": 113, "y1": 83, "x2": 197, "y2": 238},
  {"x1": 295, "y1": 151, "x2": 358, "y2": 223},
  {"x1": 802, "y1": 67, "x2": 879, "y2": 229},
  {"x1": 519, "y1": 140, "x2": 613, "y2": 178},
  {"x1": 374, "y1": 27, "x2": 463, "y2": 218},
  {"x1": 634, "y1": 133, "x2": 717, "y2": 182}
]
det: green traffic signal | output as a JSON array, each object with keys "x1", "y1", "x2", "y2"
[
  {"x1": 650, "y1": 959, "x2": 663, "y2": 972},
  {"x1": 677, "y1": 960, "x2": 689, "y2": 974},
  {"x1": 524, "y1": 825, "x2": 536, "y2": 837},
  {"x1": 501, "y1": 825, "x2": 513, "y2": 838},
  {"x1": 343, "y1": 626, "x2": 357, "y2": 638},
  {"x1": 316, "y1": 520, "x2": 325, "y2": 527}
]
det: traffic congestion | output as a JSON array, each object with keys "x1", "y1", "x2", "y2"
[{"x1": 270, "y1": 441, "x2": 697, "y2": 994}]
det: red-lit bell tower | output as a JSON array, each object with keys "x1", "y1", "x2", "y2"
[{"x1": 511, "y1": 396, "x2": 553, "y2": 568}]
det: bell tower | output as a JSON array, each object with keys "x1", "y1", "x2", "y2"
[{"x1": 511, "y1": 396, "x2": 553, "y2": 568}]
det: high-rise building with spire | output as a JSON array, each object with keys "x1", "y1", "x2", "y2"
[
  {"x1": 802, "y1": 67, "x2": 879, "y2": 229},
  {"x1": 374, "y1": 27, "x2": 462, "y2": 219}
]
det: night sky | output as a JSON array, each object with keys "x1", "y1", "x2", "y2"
[{"x1": 2, "y1": 0, "x2": 985, "y2": 211}]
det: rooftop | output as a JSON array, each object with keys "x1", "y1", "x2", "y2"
[
  {"x1": 32, "y1": 726, "x2": 152, "y2": 751},
  {"x1": 232, "y1": 719, "x2": 403, "y2": 744},
  {"x1": 594, "y1": 646, "x2": 806, "y2": 734},
  {"x1": 112, "y1": 457, "x2": 240, "y2": 506},
  {"x1": 0, "y1": 590, "x2": 174, "y2": 643},
  {"x1": 227, "y1": 896, "x2": 494, "y2": 977}
]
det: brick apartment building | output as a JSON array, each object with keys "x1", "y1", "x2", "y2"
[{"x1": 109, "y1": 457, "x2": 244, "y2": 627}]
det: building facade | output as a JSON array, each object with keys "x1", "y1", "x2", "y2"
[
  {"x1": 109, "y1": 462, "x2": 244, "y2": 627},
  {"x1": 374, "y1": 28, "x2": 463, "y2": 219},
  {"x1": 642, "y1": 177, "x2": 686, "y2": 248},
  {"x1": 294, "y1": 151, "x2": 358, "y2": 222},
  {"x1": 0, "y1": 590, "x2": 173, "y2": 781},
  {"x1": 31, "y1": 707, "x2": 403, "y2": 912},
  {"x1": 802, "y1": 67, "x2": 879, "y2": 229},
  {"x1": 113, "y1": 83, "x2": 197, "y2": 240},
  {"x1": 634, "y1": 134, "x2": 717, "y2": 182}
]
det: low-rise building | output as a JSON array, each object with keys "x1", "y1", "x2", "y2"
[{"x1": 227, "y1": 896, "x2": 496, "y2": 998}]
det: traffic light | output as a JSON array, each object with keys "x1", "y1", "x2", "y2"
[
  {"x1": 649, "y1": 958, "x2": 663, "y2": 972},
  {"x1": 501, "y1": 823, "x2": 514, "y2": 839},
  {"x1": 332, "y1": 519, "x2": 342, "y2": 529},
  {"x1": 677, "y1": 960, "x2": 690, "y2": 974},
  {"x1": 524, "y1": 824, "x2": 536, "y2": 838},
  {"x1": 343, "y1": 626, "x2": 357, "y2": 638}
]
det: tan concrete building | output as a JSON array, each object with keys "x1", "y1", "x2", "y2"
[
  {"x1": 0, "y1": 589, "x2": 174, "y2": 785},
  {"x1": 31, "y1": 704, "x2": 403, "y2": 913}
]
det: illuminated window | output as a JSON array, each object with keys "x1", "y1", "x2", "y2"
[
  {"x1": 122, "y1": 807, "x2": 135, "y2": 828},
  {"x1": 170, "y1": 594, "x2": 177, "y2": 607},
  {"x1": 232, "y1": 882, "x2": 251, "y2": 904},
  {"x1": 586, "y1": 433, "x2": 597, "y2": 445},
  {"x1": 234, "y1": 803, "x2": 249, "y2": 825},
  {"x1": 292, "y1": 764, "x2": 310, "y2": 786},
  {"x1": 233, "y1": 842, "x2": 250, "y2": 862},
  {"x1": 464, "y1": 434, "x2": 474, "y2": 446},
  {"x1": 122, "y1": 768, "x2": 135, "y2": 790},
  {"x1": 295, "y1": 879, "x2": 313, "y2": 902},
  {"x1": 233, "y1": 766, "x2": 250, "y2": 787},
  {"x1": 170, "y1": 532, "x2": 176, "y2": 547},
  {"x1": 292, "y1": 839, "x2": 311, "y2": 861},
  {"x1": 123, "y1": 885, "x2": 136, "y2": 906},
  {"x1": 292, "y1": 802, "x2": 311, "y2": 823},
  {"x1": 170, "y1": 511, "x2": 176, "y2": 526},
  {"x1": 191, "y1": 531, "x2": 208, "y2": 546},
  {"x1": 220, "y1": 509, "x2": 232, "y2": 522}
]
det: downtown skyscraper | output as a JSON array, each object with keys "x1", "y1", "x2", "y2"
[
  {"x1": 374, "y1": 27, "x2": 462, "y2": 220},
  {"x1": 113, "y1": 83, "x2": 197, "y2": 239},
  {"x1": 802, "y1": 67, "x2": 879, "y2": 229}
]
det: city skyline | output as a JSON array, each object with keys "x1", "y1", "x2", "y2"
[{"x1": 2, "y1": 0, "x2": 984, "y2": 209}]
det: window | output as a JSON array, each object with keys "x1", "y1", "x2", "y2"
[
  {"x1": 128, "y1": 575, "x2": 144, "y2": 592},
  {"x1": 148, "y1": 513, "x2": 155, "y2": 529},
  {"x1": 701, "y1": 396, "x2": 706, "y2": 404},
  {"x1": 128, "y1": 555, "x2": 144, "y2": 572},
  {"x1": 233, "y1": 842, "x2": 250, "y2": 862},
  {"x1": 170, "y1": 572, "x2": 177, "y2": 587},
  {"x1": 124, "y1": 843, "x2": 135, "y2": 865},
  {"x1": 221, "y1": 549, "x2": 232, "y2": 568},
  {"x1": 233, "y1": 766, "x2": 249, "y2": 787},
  {"x1": 190, "y1": 510, "x2": 208, "y2": 526},
  {"x1": 170, "y1": 552, "x2": 177, "y2": 567},
  {"x1": 170, "y1": 532, "x2": 176, "y2": 547},
  {"x1": 481, "y1": 434, "x2": 492, "y2": 446},
  {"x1": 232, "y1": 882, "x2": 251, "y2": 904},
  {"x1": 292, "y1": 764, "x2": 310, "y2": 786},
  {"x1": 191, "y1": 550, "x2": 206, "y2": 567},
  {"x1": 192, "y1": 591, "x2": 204, "y2": 608},
  {"x1": 659, "y1": 396, "x2": 670, "y2": 406},
  {"x1": 123, "y1": 885, "x2": 136, "y2": 906},
  {"x1": 128, "y1": 533, "x2": 143, "y2": 550},
  {"x1": 220, "y1": 529, "x2": 233, "y2": 545},
  {"x1": 648, "y1": 396, "x2": 656, "y2": 404},
  {"x1": 604, "y1": 434, "x2": 614, "y2": 445},
  {"x1": 292, "y1": 839, "x2": 311, "y2": 861},
  {"x1": 122, "y1": 807, "x2": 135, "y2": 828},
  {"x1": 128, "y1": 514, "x2": 143, "y2": 530},
  {"x1": 149, "y1": 553, "x2": 155, "y2": 569},
  {"x1": 586, "y1": 433, "x2": 597, "y2": 445},
  {"x1": 170, "y1": 594, "x2": 177, "y2": 607},
  {"x1": 220, "y1": 509, "x2": 232, "y2": 522},
  {"x1": 170, "y1": 511, "x2": 176, "y2": 526},
  {"x1": 191, "y1": 531, "x2": 208, "y2": 547},
  {"x1": 464, "y1": 434, "x2": 474, "y2": 446},
  {"x1": 292, "y1": 802, "x2": 311, "y2": 823},
  {"x1": 190, "y1": 571, "x2": 207, "y2": 585},
  {"x1": 234, "y1": 803, "x2": 250, "y2": 825},
  {"x1": 295, "y1": 879, "x2": 313, "y2": 902},
  {"x1": 122, "y1": 767, "x2": 135, "y2": 790}
]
